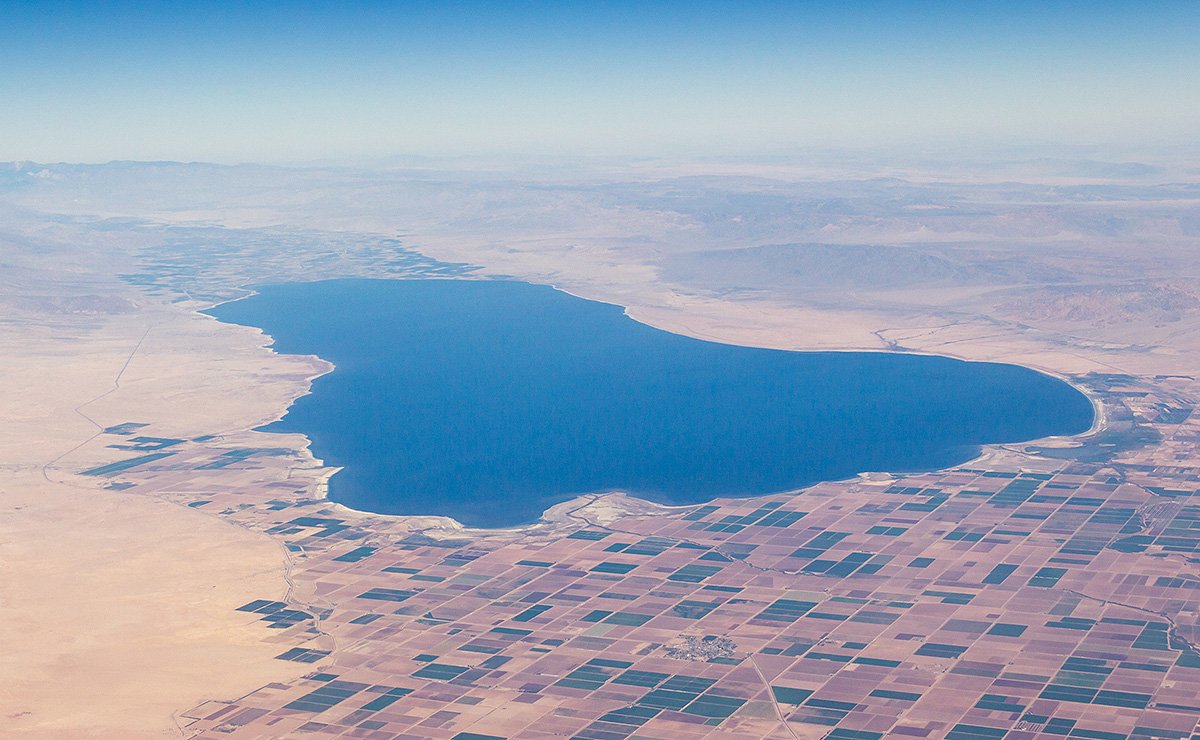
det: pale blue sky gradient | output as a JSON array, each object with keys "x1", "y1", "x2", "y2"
[{"x1": 2, "y1": 1, "x2": 1197, "y2": 162}]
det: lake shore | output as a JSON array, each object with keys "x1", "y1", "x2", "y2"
[{"x1": 205, "y1": 278, "x2": 1095, "y2": 529}]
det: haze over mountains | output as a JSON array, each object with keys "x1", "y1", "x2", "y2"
[{"x1": 3, "y1": 154, "x2": 1198, "y2": 363}]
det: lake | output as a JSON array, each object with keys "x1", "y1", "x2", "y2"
[{"x1": 206, "y1": 279, "x2": 1094, "y2": 528}]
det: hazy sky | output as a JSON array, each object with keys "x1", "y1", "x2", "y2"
[{"x1": 2, "y1": 1, "x2": 1198, "y2": 163}]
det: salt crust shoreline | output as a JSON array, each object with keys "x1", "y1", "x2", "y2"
[{"x1": 202, "y1": 277, "x2": 1108, "y2": 539}]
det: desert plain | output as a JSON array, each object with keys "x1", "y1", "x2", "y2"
[{"x1": 2, "y1": 153, "x2": 1200, "y2": 738}]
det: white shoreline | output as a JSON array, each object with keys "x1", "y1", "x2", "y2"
[{"x1": 198, "y1": 275, "x2": 1109, "y2": 537}]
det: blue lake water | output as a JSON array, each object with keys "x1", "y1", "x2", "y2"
[{"x1": 206, "y1": 278, "x2": 1094, "y2": 528}]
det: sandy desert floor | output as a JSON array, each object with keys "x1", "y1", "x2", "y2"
[{"x1": 1, "y1": 158, "x2": 1198, "y2": 738}]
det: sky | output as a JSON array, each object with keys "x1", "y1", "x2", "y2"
[{"x1": 1, "y1": 1, "x2": 1198, "y2": 163}]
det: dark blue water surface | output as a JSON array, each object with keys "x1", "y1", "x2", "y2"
[{"x1": 207, "y1": 279, "x2": 1094, "y2": 528}]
